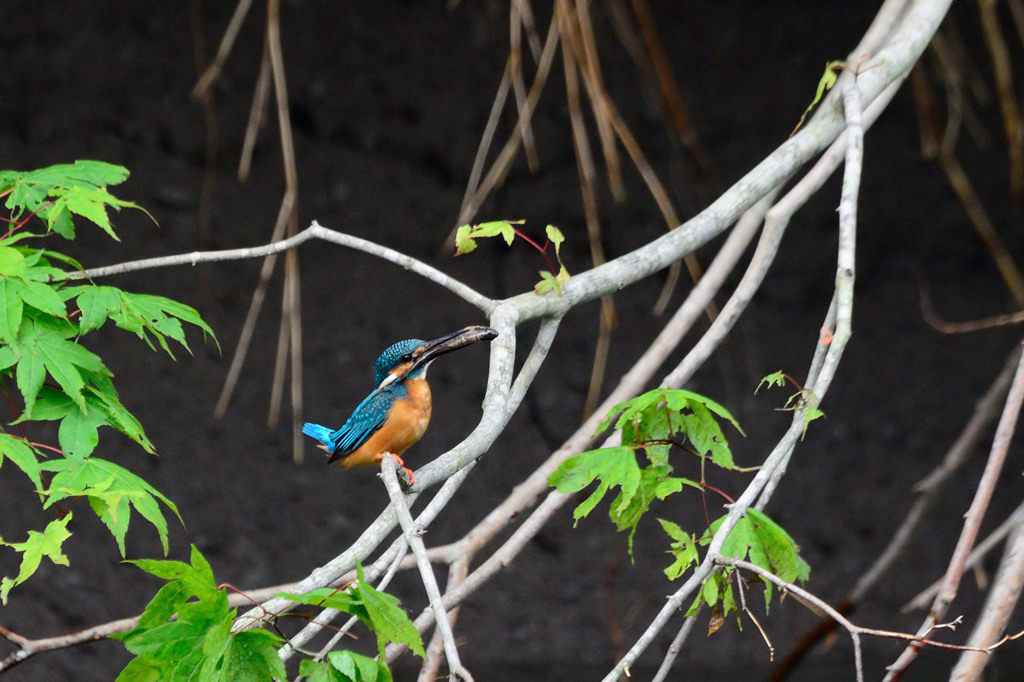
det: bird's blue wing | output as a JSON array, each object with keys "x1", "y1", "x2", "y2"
[{"x1": 303, "y1": 388, "x2": 393, "y2": 459}]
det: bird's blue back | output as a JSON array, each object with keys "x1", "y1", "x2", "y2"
[{"x1": 303, "y1": 339, "x2": 425, "y2": 456}]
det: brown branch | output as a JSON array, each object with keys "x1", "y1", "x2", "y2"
[
  {"x1": 977, "y1": 0, "x2": 1024, "y2": 206},
  {"x1": 719, "y1": 557, "x2": 1007, "y2": 682},
  {"x1": 910, "y1": 54, "x2": 1024, "y2": 308},
  {"x1": 920, "y1": 279, "x2": 1024, "y2": 333}
]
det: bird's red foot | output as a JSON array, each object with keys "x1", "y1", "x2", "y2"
[{"x1": 376, "y1": 452, "x2": 414, "y2": 485}]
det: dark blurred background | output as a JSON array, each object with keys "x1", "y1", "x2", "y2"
[{"x1": 1, "y1": 1, "x2": 1023, "y2": 679}]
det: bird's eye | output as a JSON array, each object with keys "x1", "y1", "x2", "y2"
[{"x1": 401, "y1": 353, "x2": 413, "y2": 362}]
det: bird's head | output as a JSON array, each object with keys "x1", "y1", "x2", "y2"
[{"x1": 373, "y1": 326, "x2": 498, "y2": 388}]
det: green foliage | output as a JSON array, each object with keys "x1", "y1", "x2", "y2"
[
  {"x1": 0, "y1": 161, "x2": 214, "y2": 603},
  {"x1": 0, "y1": 160, "x2": 152, "y2": 239},
  {"x1": 0, "y1": 514, "x2": 73, "y2": 603},
  {"x1": 756, "y1": 370, "x2": 825, "y2": 434},
  {"x1": 280, "y1": 562, "x2": 426, "y2": 663},
  {"x1": 114, "y1": 546, "x2": 286, "y2": 682},
  {"x1": 550, "y1": 386, "x2": 810, "y2": 633},
  {"x1": 676, "y1": 509, "x2": 811, "y2": 628},
  {"x1": 548, "y1": 388, "x2": 741, "y2": 553},
  {"x1": 454, "y1": 219, "x2": 570, "y2": 295},
  {"x1": 791, "y1": 59, "x2": 845, "y2": 136},
  {"x1": 100, "y1": 557, "x2": 428, "y2": 682}
]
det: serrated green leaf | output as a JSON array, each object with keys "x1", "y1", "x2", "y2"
[
  {"x1": 74, "y1": 285, "x2": 122, "y2": 333},
  {"x1": 116, "y1": 546, "x2": 274, "y2": 682},
  {"x1": 665, "y1": 389, "x2": 744, "y2": 435},
  {"x1": 453, "y1": 225, "x2": 477, "y2": 256},
  {"x1": 680, "y1": 405, "x2": 734, "y2": 469},
  {"x1": 3, "y1": 161, "x2": 129, "y2": 225},
  {"x1": 0, "y1": 433, "x2": 43, "y2": 491},
  {"x1": 17, "y1": 278, "x2": 68, "y2": 317},
  {"x1": 610, "y1": 470, "x2": 695, "y2": 555},
  {"x1": 50, "y1": 185, "x2": 141, "y2": 241},
  {"x1": 659, "y1": 519, "x2": 699, "y2": 580},
  {"x1": 40, "y1": 457, "x2": 181, "y2": 556},
  {"x1": 15, "y1": 343, "x2": 46, "y2": 416},
  {"x1": 702, "y1": 510, "x2": 810, "y2": 611},
  {"x1": 125, "y1": 546, "x2": 218, "y2": 600},
  {"x1": 57, "y1": 406, "x2": 104, "y2": 459},
  {"x1": 472, "y1": 219, "x2": 520, "y2": 245},
  {"x1": 215, "y1": 628, "x2": 286, "y2": 681},
  {"x1": 0, "y1": 513, "x2": 73, "y2": 604},
  {"x1": 13, "y1": 384, "x2": 154, "y2": 457},
  {"x1": 16, "y1": 160, "x2": 130, "y2": 189},
  {"x1": 108, "y1": 291, "x2": 216, "y2": 357},
  {"x1": 756, "y1": 371, "x2": 787, "y2": 393},
  {"x1": 47, "y1": 206, "x2": 76, "y2": 239},
  {"x1": 13, "y1": 315, "x2": 109, "y2": 414},
  {"x1": 355, "y1": 562, "x2": 425, "y2": 659},
  {"x1": 548, "y1": 446, "x2": 641, "y2": 524},
  {"x1": 85, "y1": 381, "x2": 155, "y2": 453}
]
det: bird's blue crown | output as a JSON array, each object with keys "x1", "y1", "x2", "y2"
[{"x1": 373, "y1": 339, "x2": 425, "y2": 385}]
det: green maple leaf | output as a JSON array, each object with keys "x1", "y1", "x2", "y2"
[
  {"x1": 116, "y1": 546, "x2": 286, "y2": 682},
  {"x1": 0, "y1": 432, "x2": 42, "y2": 491},
  {"x1": 659, "y1": 518, "x2": 699, "y2": 580},
  {"x1": 13, "y1": 315, "x2": 108, "y2": 416},
  {"x1": 703, "y1": 509, "x2": 810, "y2": 610},
  {"x1": 280, "y1": 561, "x2": 424, "y2": 661},
  {"x1": 548, "y1": 446, "x2": 641, "y2": 523},
  {"x1": 354, "y1": 562, "x2": 425, "y2": 658},
  {"x1": 40, "y1": 457, "x2": 181, "y2": 556},
  {"x1": 67, "y1": 285, "x2": 216, "y2": 357},
  {"x1": 0, "y1": 514, "x2": 73, "y2": 604}
]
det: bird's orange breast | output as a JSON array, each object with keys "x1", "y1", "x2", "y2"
[{"x1": 336, "y1": 378, "x2": 433, "y2": 469}]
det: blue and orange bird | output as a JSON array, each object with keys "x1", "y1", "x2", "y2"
[{"x1": 302, "y1": 326, "x2": 498, "y2": 484}]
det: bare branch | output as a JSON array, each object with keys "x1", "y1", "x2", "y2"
[
  {"x1": 381, "y1": 456, "x2": 473, "y2": 681},
  {"x1": 884, "y1": 339, "x2": 1024, "y2": 679}
]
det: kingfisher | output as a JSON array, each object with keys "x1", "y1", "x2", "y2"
[{"x1": 302, "y1": 326, "x2": 498, "y2": 484}]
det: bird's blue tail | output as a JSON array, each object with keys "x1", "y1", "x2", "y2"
[{"x1": 302, "y1": 422, "x2": 337, "y2": 453}]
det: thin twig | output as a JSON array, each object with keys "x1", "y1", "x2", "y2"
[
  {"x1": 906, "y1": 498, "x2": 1024, "y2": 612},
  {"x1": 977, "y1": 0, "x2": 1024, "y2": 206},
  {"x1": 920, "y1": 281, "x2": 1024, "y2": 333},
  {"x1": 884, "y1": 339, "x2": 1024, "y2": 680},
  {"x1": 718, "y1": 557, "x2": 1011, "y2": 682},
  {"x1": 192, "y1": 0, "x2": 256, "y2": 100}
]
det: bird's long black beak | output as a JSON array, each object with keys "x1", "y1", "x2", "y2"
[{"x1": 409, "y1": 325, "x2": 498, "y2": 373}]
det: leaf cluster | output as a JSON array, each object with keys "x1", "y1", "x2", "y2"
[
  {"x1": 0, "y1": 161, "x2": 214, "y2": 603},
  {"x1": 114, "y1": 546, "x2": 286, "y2": 681},
  {"x1": 661, "y1": 509, "x2": 811, "y2": 630},
  {"x1": 454, "y1": 220, "x2": 570, "y2": 295},
  {"x1": 547, "y1": 386, "x2": 810, "y2": 632},
  {"x1": 756, "y1": 370, "x2": 825, "y2": 435},
  {"x1": 548, "y1": 388, "x2": 742, "y2": 552},
  {"x1": 282, "y1": 563, "x2": 426, "y2": 681},
  {"x1": 114, "y1": 547, "x2": 422, "y2": 682}
]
